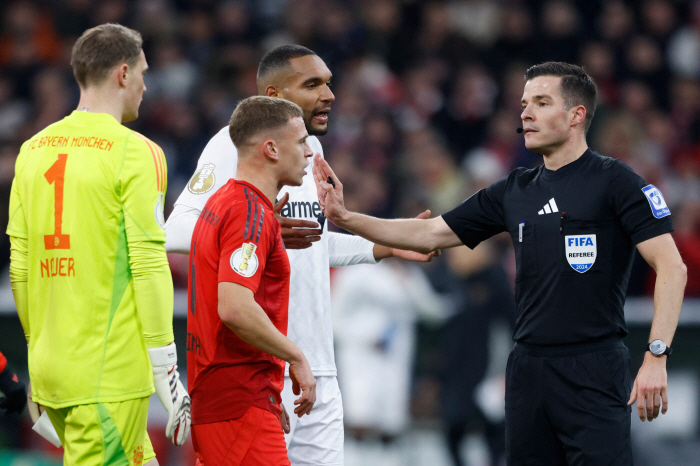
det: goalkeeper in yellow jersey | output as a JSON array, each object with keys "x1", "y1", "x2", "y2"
[{"x1": 7, "y1": 24, "x2": 190, "y2": 465}]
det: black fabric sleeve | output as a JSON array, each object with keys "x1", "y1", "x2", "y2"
[
  {"x1": 608, "y1": 161, "x2": 673, "y2": 244},
  {"x1": 441, "y1": 177, "x2": 508, "y2": 249}
]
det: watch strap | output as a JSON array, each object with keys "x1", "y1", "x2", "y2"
[{"x1": 646, "y1": 342, "x2": 673, "y2": 357}]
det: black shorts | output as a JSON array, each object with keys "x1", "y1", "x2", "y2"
[{"x1": 505, "y1": 338, "x2": 633, "y2": 466}]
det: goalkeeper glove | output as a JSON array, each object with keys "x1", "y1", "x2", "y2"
[
  {"x1": 0, "y1": 361, "x2": 27, "y2": 415},
  {"x1": 148, "y1": 343, "x2": 191, "y2": 446}
]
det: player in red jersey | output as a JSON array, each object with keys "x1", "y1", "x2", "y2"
[{"x1": 187, "y1": 96, "x2": 315, "y2": 466}]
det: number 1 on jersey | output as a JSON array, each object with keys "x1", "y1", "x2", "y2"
[{"x1": 44, "y1": 153, "x2": 70, "y2": 249}]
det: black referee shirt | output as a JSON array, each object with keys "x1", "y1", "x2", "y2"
[{"x1": 442, "y1": 149, "x2": 673, "y2": 345}]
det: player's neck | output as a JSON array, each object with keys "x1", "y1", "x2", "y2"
[
  {"x1": 541, "y1": 137, "x2": 588, "y2": 171},
  {"x1": 76, "y1": 86, "x2": 126, "y2": 123},
  {"x1": 236, "y1": 165, "x2": 278, "y2": 206}
]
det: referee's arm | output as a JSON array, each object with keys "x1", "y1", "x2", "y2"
[
  {"x1": 627, "y1": 232, "x2": 687, "y2": 422},
  {"x1": 313, "y1": 155, "x2": 463, "y2": 253}
]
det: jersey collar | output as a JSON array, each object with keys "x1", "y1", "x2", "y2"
[
  {"x1": 234, "y1": 180, "x2": 274, "y2": 209},
  {"x1": 68, "y1": 111, "x2": 120, "y2": 126},
  {"x1": 541, "y1": 149, "x2": 592, "y2": 181}
]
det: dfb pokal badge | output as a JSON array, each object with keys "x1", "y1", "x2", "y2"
[
  {"x1": 231, "y1": 242, "x2": 258, "y2": 277},
  {"x1": 565, "y1": 234, "x2": 597, "y2": 273}
]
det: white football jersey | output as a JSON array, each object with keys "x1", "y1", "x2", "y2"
[{"x1": 166, "y1": 126, "x2": 376, "y2": 376}]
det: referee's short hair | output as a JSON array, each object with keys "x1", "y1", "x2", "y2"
[
  {"x1": 525, "y1": 62, "x2": 598, "y2": 133},
  {"x1": 257, "y1": 45, "x2": 317, "y2": 82},
  {"x1": 71, "y1": 24, "x2": 143, "y2": 88},
  {"x1": 229, "y1": 96, "x2": 304, "y2": 148}
]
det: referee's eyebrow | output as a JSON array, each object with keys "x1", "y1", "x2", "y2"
[{"x1": 521, "y1": 94, "x2": 552, "y2": 105}]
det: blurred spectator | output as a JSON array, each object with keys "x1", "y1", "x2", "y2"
[
  {"x1": 146, "y1": 41, "x2": 200, "y2": 101},
  {"x1": 641, "y1": 0, "x2": 678, "y2": 45},
  {"x1": 332, "y1": 260, "x2": 444, "y2": 443},
  {"x1": 438, "y1": 152, "x2": 515, "y2": 466},
  {"x1": 537, "y1": 0, "x2": 582, "y2": 64},
  {"x1": 0, "y1": 75, "x2": 30, "y2": 141},
  {"x1": 440, "y1": 242, "x2": 514, "y2": 466},
  {"x1": 596, "y1": 0, "x2": 634, "y2": 47},
  {"x1": 667, "y1": 2, "x2": 700, "y2": 78},
  {"x1": 432, "y1": 64, "x2": 498, "y2": 158}
]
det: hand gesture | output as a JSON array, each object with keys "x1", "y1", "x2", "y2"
[
  {"x1": 288, "y1": 355, "x2": 316, "y2": 417},
  {"x1": 312, "y1": 154, "x2": 346, "y2": 223},
  {"x1": 274, "y1": 193, "x2": 322, "y2": 250}
]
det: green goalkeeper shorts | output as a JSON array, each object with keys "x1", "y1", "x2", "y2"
[{"x1": 45, "y1": 396, "x2": 149, "y2": 466}]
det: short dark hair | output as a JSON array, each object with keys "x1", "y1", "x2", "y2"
[
  {"x1": 525, "y1": 62, "x2": 598, "y2": 132},
  {"x1": 71, "y1": 23, "x2": 143, "y2": 88},
  {"x1": 257, "y1": 45, "x2": 316, "y2": 81},
  {"x1": 229, "y1": 96, "x2": 304, "y2": 148}
]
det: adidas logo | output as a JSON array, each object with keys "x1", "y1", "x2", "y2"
[{"x1": 538, "y1": 198, "x2": 559, "y2": 215}]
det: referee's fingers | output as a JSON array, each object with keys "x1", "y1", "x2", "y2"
[
  {"x1": 645, "y1": 391, "x2": 654, "y2": 422},
  {"x1": 627, "y1": 378, "x2": 638, "y2": 406},
  {"x1": 637, "y1": 391, "x2": 647, "y2": 421},
  {"x1": 652, "y1": 389, "x2": 661, "y2": 419},
  {"x1": 661, "y1": 388, "x2": 669, "y2": 414}
]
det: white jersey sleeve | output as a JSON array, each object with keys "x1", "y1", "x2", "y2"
[
  {"x1": 328, "y1": 232, "x2": 377, "y2": 267},
  {"x1": 164, "y1": 205, "x2": 200, "y2": 254},
  {"x1": 164, "y1": 126, "x2": 238, "y2": 254}
]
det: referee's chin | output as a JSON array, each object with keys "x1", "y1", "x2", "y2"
[{"x1": 523, "y1": 140, "x2": 549, "y2": 156}]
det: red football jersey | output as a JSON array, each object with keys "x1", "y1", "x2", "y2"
[{"x1": 187, "y1": 180, "x2": 290, "y2": 425}]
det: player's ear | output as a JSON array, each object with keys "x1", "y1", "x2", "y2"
[
  {"x1": 265, "y1": 85, "x2": 280, "y2": 98},
  {"x1": 571, "y1": 105, "x2": 586, "y2": 129},
  {"x1": 116, "y1": 63, "x2": 129, "y2": 88},
  {"x1": 263, "y1": 139, "x2": 279, "y2": 162}
]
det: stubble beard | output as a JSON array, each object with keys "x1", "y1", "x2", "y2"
[{"x1": 303, "y1": 109, "x2": 329, "y2": 136}]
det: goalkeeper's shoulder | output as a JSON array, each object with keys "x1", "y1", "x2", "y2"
[{"x1": 124, "y1": 131, "x2": 166, "y2": 160}]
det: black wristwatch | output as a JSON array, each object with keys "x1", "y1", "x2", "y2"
[{"x1": 647, "y1": 339, "x2": 672, "y2": 357}]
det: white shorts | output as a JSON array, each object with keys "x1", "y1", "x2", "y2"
[{"x1": 282, "y1": 375, "x2": 344, "y2": 466}]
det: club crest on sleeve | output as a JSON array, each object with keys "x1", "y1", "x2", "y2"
[
  {"x1": 565, "y1": 234, "x2": 596, "y2": 273},
  {"x1": 154, "y1": 193, "x2": 165, "y2": 230},
  {"x1": 230, "y1": 243, "x2": 258, "y2": 277},
  {"x1": 188, "y1": 163, "x2": 216, "y2": 194},
  {"x1": 641, "y1": 185, "x2": 671, "y2": 219}
]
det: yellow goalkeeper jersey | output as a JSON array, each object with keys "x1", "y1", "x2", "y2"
[{"x1": 7, "y1": 111, "x2": 174, "y2": 408}]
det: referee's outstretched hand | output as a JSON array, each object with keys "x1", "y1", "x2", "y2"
[
  {"x1": 289, "y1": 354, "x2": 316, "y2": 418},
  {"x1": 628, "y1": 353, "x2": 668, "y2": 422},
  {"x1": 313, "y1": 154, "x2": 345, "y2": 224},
  {"x1": 274, "y1": 193, "x2": 323, "y2": 250}
]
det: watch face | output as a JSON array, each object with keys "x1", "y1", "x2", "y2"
[{"x1": 650, "y1": 339, "x2": 667, "y2": 355}]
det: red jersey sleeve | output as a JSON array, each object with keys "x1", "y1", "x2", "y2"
[{"x1": 218, "y1": 200, "x2": 275, "y2": 293}]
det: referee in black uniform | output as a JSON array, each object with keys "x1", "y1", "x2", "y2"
[{"x1": 313, "y1": 62, "x2": 687, "y2": 465}]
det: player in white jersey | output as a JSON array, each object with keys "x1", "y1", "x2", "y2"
[{"x1": 166, "y1": 45, "x2": 434, "y2": 466}]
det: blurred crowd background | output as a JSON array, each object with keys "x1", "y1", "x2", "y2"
[{"x1": 1, "y1": 0, "x2": 700, "y2": 465}]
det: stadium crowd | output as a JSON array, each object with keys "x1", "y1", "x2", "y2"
[
  {"x1": 1, "y1": 0, "x2": 699, "y2": 294},
  {"x1": 1, "y1": 0, "x2": 700, "y2": 464}
]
